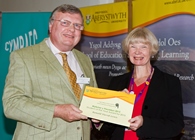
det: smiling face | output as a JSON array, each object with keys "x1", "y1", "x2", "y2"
[
  {"x1": 49, "y1": 12, "x2": 83, "y2": 52},
  {"x1": 122, "y1": 27, "x2": 159, "y2": 68},
  {"x1": 128, "y1": 42, "x2": 152, "y2": 67}
]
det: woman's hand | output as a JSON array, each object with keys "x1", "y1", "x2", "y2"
[
  {"x1": 122, "y1": 88, "x2": 130, "y2": 93},
  {"x1": 91, "y1": 118, "x2": 100, "y2": 123},
  {"x1": 129, "y1": 115, "x2": 143, "y2": 131}
]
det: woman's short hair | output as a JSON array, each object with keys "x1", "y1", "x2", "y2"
[{"x1": 122, "y1": 27, "x2": 159, "y2": 56}]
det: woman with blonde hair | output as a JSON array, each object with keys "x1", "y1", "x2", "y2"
[{"x1": 93, "y1": 27, "x2": 184, "y2": 140}]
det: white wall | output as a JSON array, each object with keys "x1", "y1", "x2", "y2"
[{"x1": 0, "y1": 0, "x2": 114, "y2": 12}]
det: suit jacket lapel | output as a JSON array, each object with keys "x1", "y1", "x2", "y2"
[
  {"x1": 144, "y1": 67, "x2": 162, "y2": 102},
  {"x1": 72, "y1": 49, "x2": 87, "y2": 77},
  {"x1": 39, "y1": 40, "x2": 73, "y2": 91}
]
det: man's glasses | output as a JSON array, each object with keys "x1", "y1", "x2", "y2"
[{"x1": 52, "y1": 19, "x2": 84, "y2": 31}]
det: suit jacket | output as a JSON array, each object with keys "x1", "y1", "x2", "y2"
[
  {"x1": 3, "y1": 39, "x2": 97, "y2": 140},
  {"x1": 97, "y1": 67, "x2": 184, "y2": 140}
]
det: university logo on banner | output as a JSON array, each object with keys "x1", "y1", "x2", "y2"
[{"x1": 78, "y1": 1, "x2": 129, "y2": 88}]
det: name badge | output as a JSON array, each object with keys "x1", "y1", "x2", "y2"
[{"x1": 77, "y1": 77, "x2": 90, "y2": 84}]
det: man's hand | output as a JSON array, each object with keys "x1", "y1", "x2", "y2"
[{"x1": 54, "y1": 104, "x2": 87, "y2": 122}]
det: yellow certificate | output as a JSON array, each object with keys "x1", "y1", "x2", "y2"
[{"x1": 79, "y1": 86, "x2": 136, "y2": 127}]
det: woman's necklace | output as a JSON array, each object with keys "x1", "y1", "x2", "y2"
[{"x1": 128, "y1": 67, "x2": 154, "y2": 104}]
